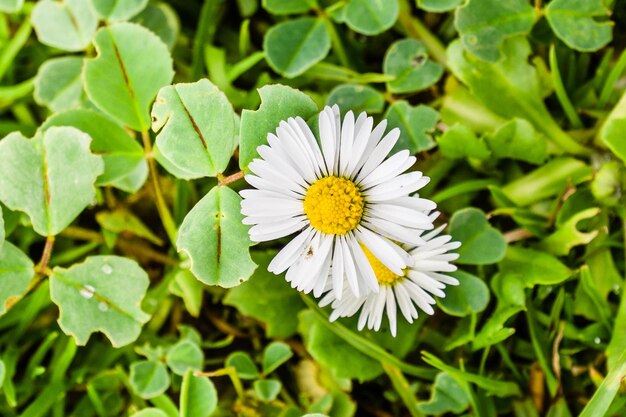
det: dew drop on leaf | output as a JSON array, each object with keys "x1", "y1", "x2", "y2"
[
  {"x1": 102, "y1": 264, "x2": 113, "y2": 274},
  {"x1": 98, "y1": 302, "x2": 109, "y2": 312},
  {"x1": 80, "y1": 285, "x2": 95, "y2": 299}
]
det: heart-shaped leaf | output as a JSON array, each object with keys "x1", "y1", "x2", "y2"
[
  {"x1": 151, "y1": 79, "x2": 236, "y2": 179},
  {"x1": 439, "y1": 270, "x2": 489, "y2": 317},
  {"x1": 226, "y1": 352, "x2": 259, "y2": 379},
  {"x1": 385, "y1": 101, "x2": 439, "y2": 153},
  {"x1": 32, "y1": 0, "x2": 98, "y2": 51},
  {"x1": 239, "y1": 84, "x2": 317, "y2": 170},
  {"x1": 177, "y1": 186, "x2": 256, "y2": 288},
  {"x1": 0, "y1": 242, "x2": 34, "y2": 315},
  {"x1": 84, "y1": 23, "x2": 174, "y2": 132},
  {"x1": 129, "y1": 360, "x2": 170, "y2": 399},
  {"x1": 454, "y1": 0, "x2": 535, "y2": 61},
  {"x1": 254, "y1": 379, "x2": 282, "y2": 402},
  {"x1": 42, "y1": 109, "x2": 147, "y2": 193},
  {"x1": 545, "y1": 0, "x2": 612, "y2": 52},
  {"x1": 262, "y1": 0, "x2": 312, "y2": 15},
  {"x1": 49, "y1": 255, "x2": 151, "y2": 347},
  {"x1": 166, "y1": 340, "x2": 203, "y2": 376},
  {"x1": 384, "y1": 39, "x2": 443, "y2": 93},
  {"x1": 264, "y1": 17, "x2": 331, "y2": 78},
  {"x1": 0, "y1": 128, "x2": 103, "y2": 237},
  {"x1": 449, "y1": 207, "x2": 506, "y2": 265},
  {"x1": 34, "y1": 57, "x2": 89, "y2": 112},
  {"x1": 262, "y1": 342, "x2": 293, "y2": 375}
]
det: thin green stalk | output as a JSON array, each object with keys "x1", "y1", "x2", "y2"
[
  {"x1": 191, "y1": 0, "x2": 225, "y2": 80},
  {"x1": 383, "y1": 362, "x2": 426, "y2": 417},
  {"x1": 0, "y1": 77, "x2": 35, "y2": 108},
  {"x1": 141, "y1": 131, "x2": 178, "y2": 244},
  {"x1": 599, "y1": 48, "x2": 626, "y2": 108},
  {"x1": 320, "y1": 13, "x2": 352, "y2": 69},
  {"x1": 397, "y1": 0, "x2": 447, "y2": 65},
  {"x1": 301, "y1": 295, "x2": 437, "y2": 380},
  {"x1": 0, "y1": 17, "x2": 31, "y2": 81},
  {"x1": 526, "y1": 302, "x2": 558, "y2": 397},
  {"x1": 549, "y1": 45, "x2": 583, "y2": 129},
  {"x1": 227, "y1": 51, "x2": 265, "y2": 83},
  {"x1": 579, "y1": 349, "x2": 626, "y2": 417}
]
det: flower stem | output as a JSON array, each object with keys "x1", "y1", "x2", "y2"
[
  {"x1": 141, "y1": 130, "x2": 178, "y2": 245},
  {"x1": 383, "y1": 362, "x2": 426, "y2": 417}
]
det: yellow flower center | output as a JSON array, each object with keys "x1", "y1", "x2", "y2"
[
  {"x1": 361, "y1": 244, "x2": 404, "y2": 285},
  {"x1": 303, "y1": 176, "x2": 364, "y2": 235}
]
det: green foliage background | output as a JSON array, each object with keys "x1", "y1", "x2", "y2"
[{"x1": 0, "y1": 0, "x2": 625, "y2": 416}]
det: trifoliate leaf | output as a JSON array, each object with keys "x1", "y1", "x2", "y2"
[
  {"x1": 385, "y1": 101, "x2": 439, "y2": 153},
  {"x1": 262, "y1": 0, "x2": 312, "y2": 15},
  {"x1": 417, "y1": 0, "x2": 461, "y2": 12},
  {"x1": 129, "y1": 360, "x2": 170, "y2": 399},
  {"x1": 449, "y1": 207, "x2": 506, "y2": 265},
  {"x1": 34, "y1": 57, "x2": 89, "y2": 112},
  {"x1": 49, "y1": 256, "x2": 151, "y2": 347},
  {"x1": 90, "y1": 0, "x2": 149, "y2": 21},
  {"x1": 226, "y1": 352, "x2": 259, "y2": 379},
  {"x1": 0, "y1": 128, "x2": 103, "y2": 237},
  {"x1": 439, "y1": 270, "x2": 489, "y2": 317},
  {"x1": 344, "y1": 0, "x2": 399, "y2": 35},
  {"x1": 254, "y1": 379, "x2": 282, "y2": 402},
  {"x1": 262, "y1": 342, "x2": 293, "y2": 375},
  {"x1": 180, "y1": 370, "x2": 218, "y2": 417},
  {"x1": 166, "y1": 340, "x2": 203, "y2": 376}
]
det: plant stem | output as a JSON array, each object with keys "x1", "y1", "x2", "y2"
[
  {"x1": 383, "y1": 362, "x2": 426, "y2": 417},
  {"x1": 320, "y1": 11, "x2": 352, "y2": 69},
  {"x1": 37, "y1": 236, "x2": 55, "y2": 276},
  {"x1": 218, "y1": 170, "x2": 245, "y2": 186},
  {"x1": 141, "y1": 130, "x2": 178, "y2": 245}
]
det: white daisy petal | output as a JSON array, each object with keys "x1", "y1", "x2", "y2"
[
  {"x1": 355, "y1": 127, "x2": 401, "y2": 183},
  {"x1": 339, "y1": 111, "x2": 355, "y2": 176},
  {"x1": 268, "y1": 227, "x2": 315, "y2": 273},
  {"x1": 386, "y1": 288, "x2": 397, "y2": 337}
]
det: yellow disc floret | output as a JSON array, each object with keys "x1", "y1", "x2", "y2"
[
  {"x1": 304, "y1": 176, "x2": 364, "y2": 235},
  {"x1": 361, "y1": 244, "x2": 404, "y2": 286}
]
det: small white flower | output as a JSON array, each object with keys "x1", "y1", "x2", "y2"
[
  {"x1": 319, "y1": 212, "x2": 461, "y2": 337},
  {"x1": 241, "y1": 105, "x2": 436, "y2": 299}
]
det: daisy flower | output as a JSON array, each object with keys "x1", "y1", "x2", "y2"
[
  {"x1": 319, "y1": 212, "x2": 461, "y2": 337},
  {"x1": 241, "y1": 105, "x2": 437, "y2": 299}
]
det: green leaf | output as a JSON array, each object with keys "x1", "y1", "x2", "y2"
[
  {"x1": 254, "y1": 379, "x2": 282, "y2": 402},
  {"x1": 0, "y1": 205, "x2": 4, "y2": 249},
  {"x1": 418, "y1": 372, "x2": 469, "y2": 415},
  {"x1": 31, "y1": 0, "x2": 98, "y2": 51},
  {"x1": 180, "y1": 369, "x2": 218, "y2": 417},
  {"x1": 262, "y1": 342, "x2": 293, "y2": 375},
  {"x1": 0, "y1": 242, "x2": 34, "y2": 315},
  {"x1": 500, "y1": 246, "x2": 571, "y2": 285},
  {"x1": 501, "y1": 157, "x2": 591, "y2": 206},
  {"x1": 226, "y1": 351, "x2": 259, "y2": 379},
  {"x1": 262, "y1": 0, "x2": 312, "y2": 15},
  {"x1": 132, "y1": 3, "x2": 180, "y2": 50},
  {"x1": 298, "y1": 310, "x2": 383, "y2": 382},
  {"x1": 0, "y1": 128, "x2": 103, "y2": 237},
  {"x1": 42, "y1": 109, "x2": 147, "y2": 193},
  {"x1": 264, "y1": 17, "x2": 331, "y2": 78},
  {"x1": 539, "y1": 208, "x2": 600, "y2": 256},
  {"x1": 385, "y1": 101, "x2": 439, "y2": 153},
  {"x1": 436, "y1": 124, "x2": 491, "y2": 160},
  {"x1": 90, "y1": 0, "x2": 149, "y2": 21},
  {"x1": 49, "y1": 255, "x2": 151, "y2": 347},
  {"x1": 166, "y1": 340, "x2": 204, "y2": 376},
  {"x1": 33, "y1": 57, "x2": 88, "y2": 112},
  {"x1": 224, "y1": 251, "x2": 305, "y2": 338},
  {"x1": 239, "y1": 84, "x2": 317, "y2": 170},
  {"x1": 417, "y1": 0, "x2": 461, "y2": 12},
  {"x1": 0, "y1": 0, "x2": 23, "y2": 13},
  {"x1": 168, "y1": 269, "x2": 204, "y2": 318},
  {"x1": 177, "y1": 186, "x2": 256, "y2": 288},
  {"x1": 484, "y1": 118, "x2": 547, "y2": 164},
  {"x1": 129, "y1": 360, "x2": 170, "y2": 399},
  {"x1": 326, "y1": 84, "x2": 385, "y2": 116},
  {"x1": 600, "y1": 118, "x2": 626, "y2": 164},
  {"x1": 384, "y1": 39, "x2": 443, "y2": 93},
  {"x1": 344, "y1": 0, "x2": 399, "y2": 35},
  {"x1": 130, "y1": 409, "x2": 168, "y2": 417},
  {"x1": 447, "y1": 37, "x2": 589, "y2": 156},
  {"x1": 438, "y1": 270, "x2": 489, "y2": 317},
  {"x1": 454, "y1": 0, "x2": 535, "y2": 61},
  {"x1": 545, "y1": 0, "x2": 612, "y2": 52},
  {"x1": 0, "y1": 359, "x2": 4, "y2": 389},
  {"x1": 96, "y1": 209, "x2": 163, "y2": 246},
  {"x1": 84, "y1": 23, "x2": 174, "y2": 132},
  {"x1": 449, "y1": 207, "x2": 506, "y2": 265},
  {"x1": 151, "y1": 80, "x2": 236, "y2": 179}
]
